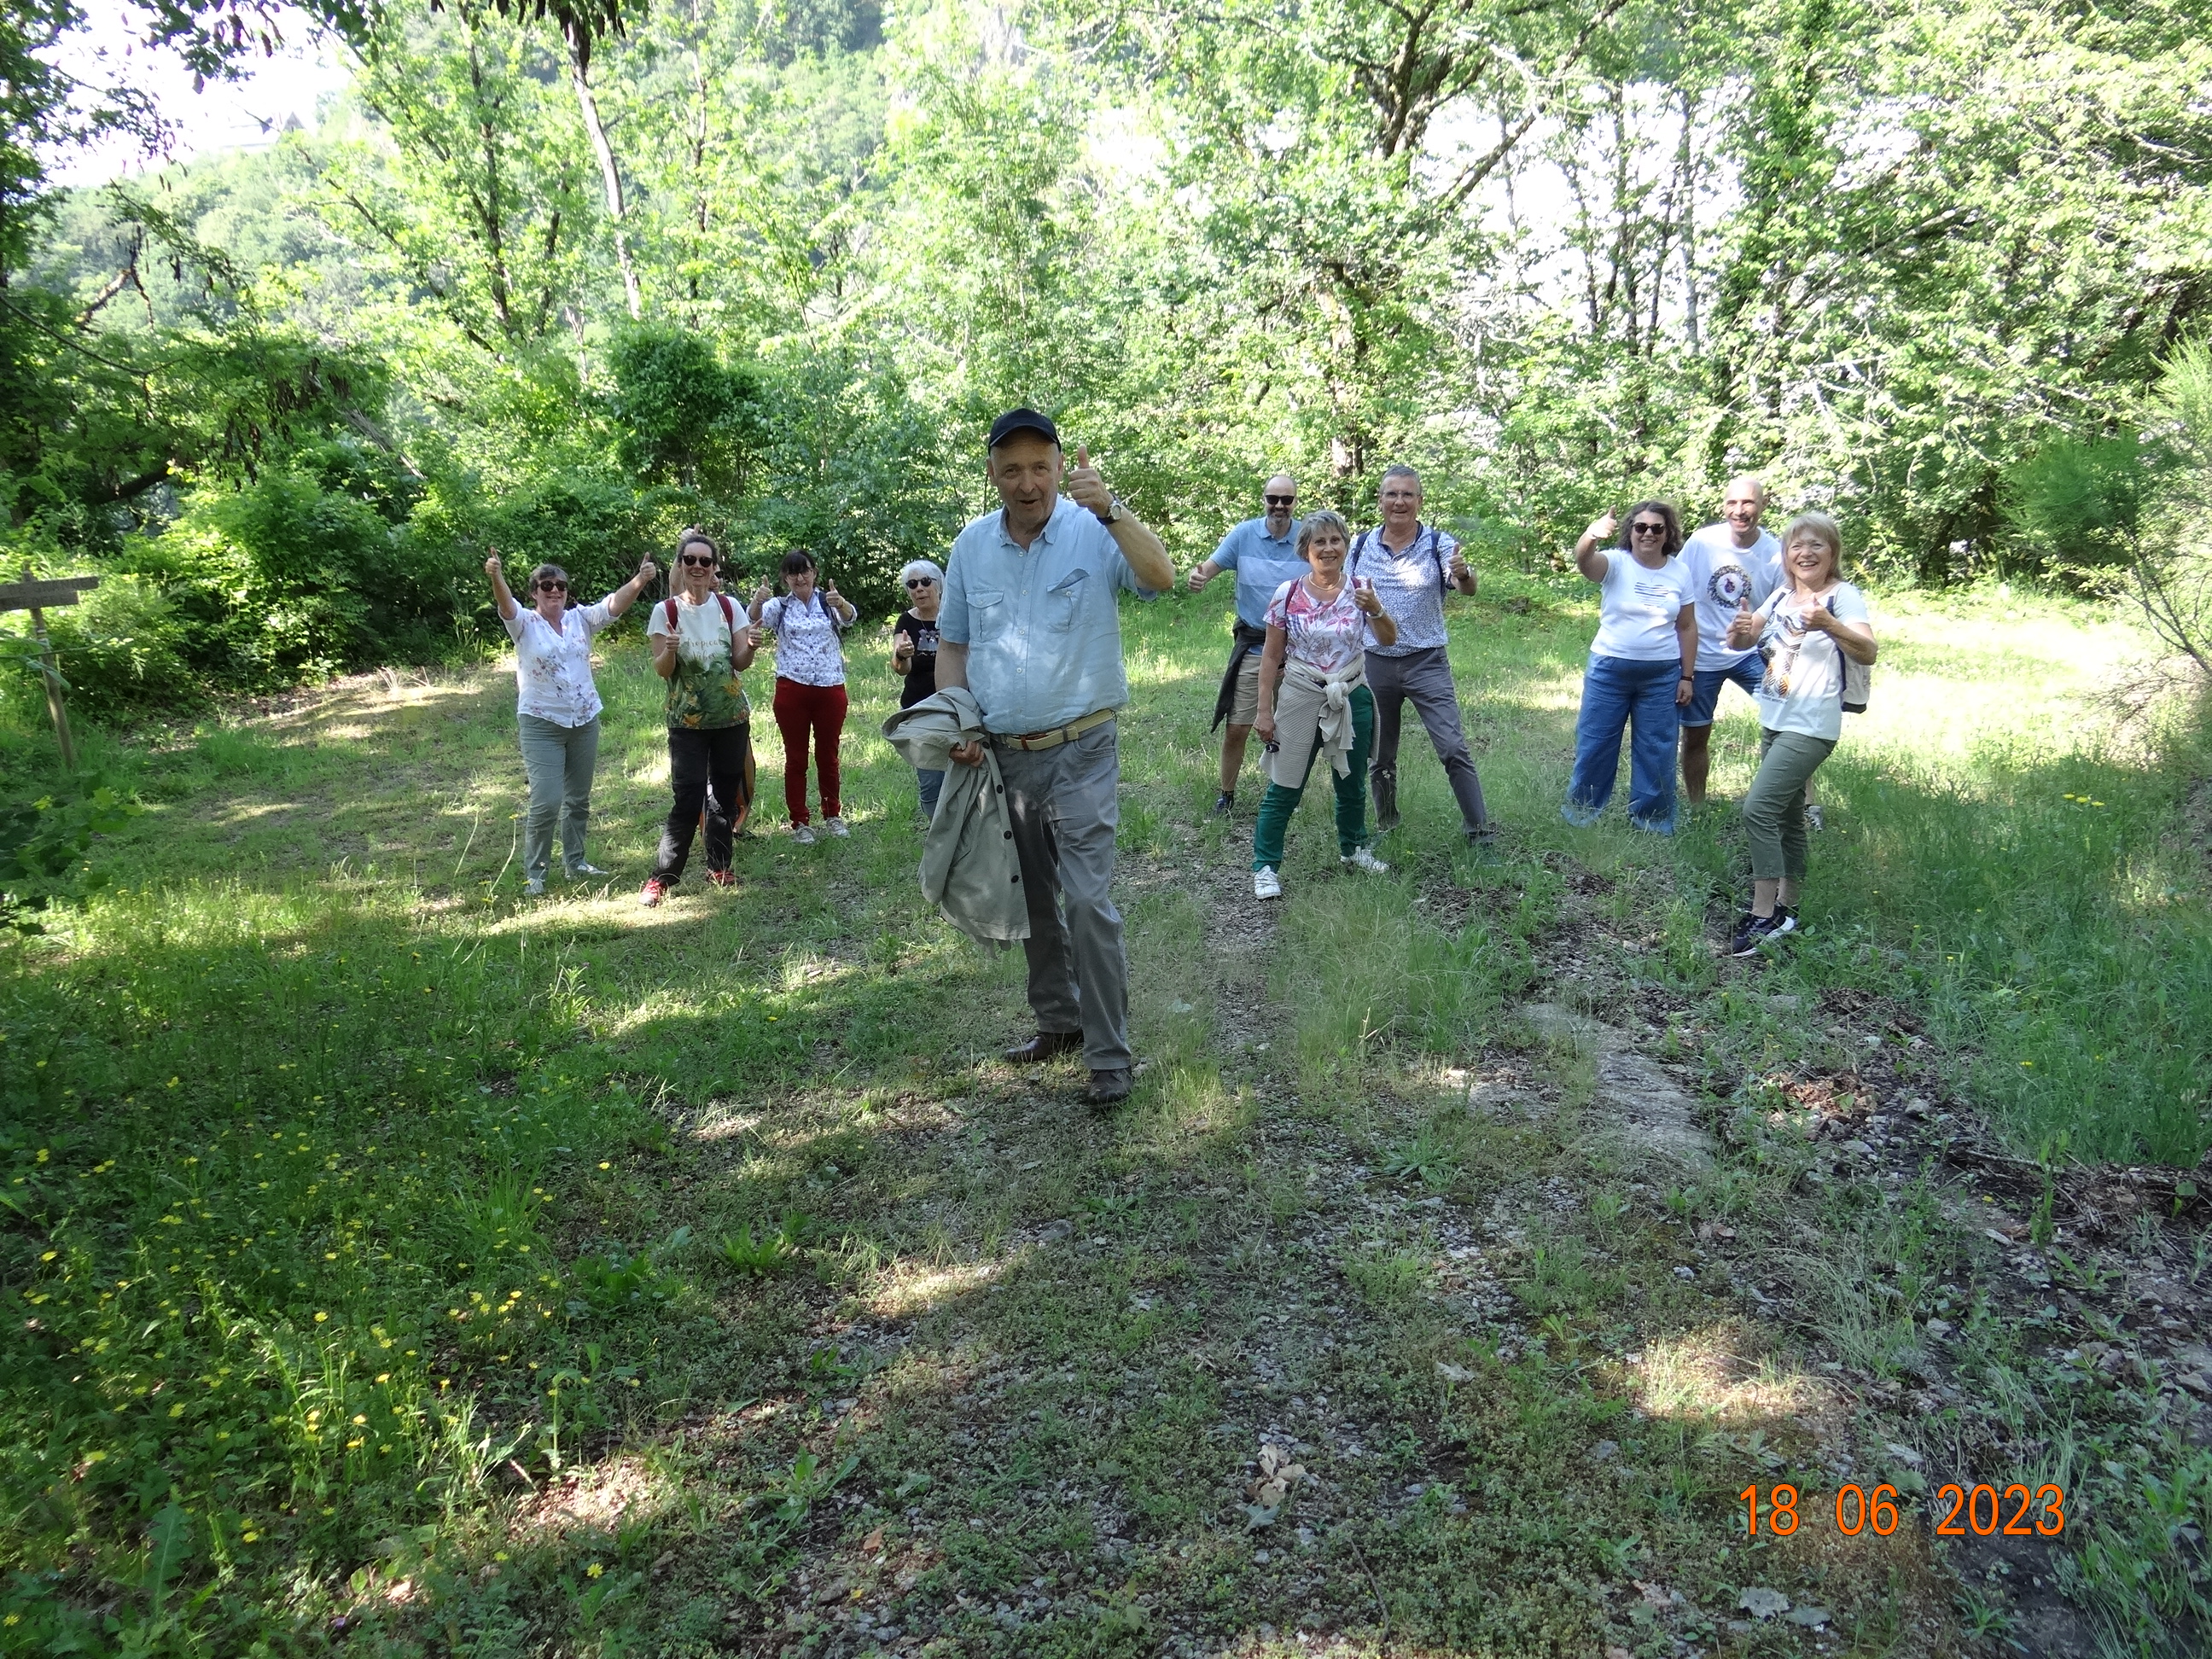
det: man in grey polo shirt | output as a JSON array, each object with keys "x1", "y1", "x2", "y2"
[
  {"x1": 1350, "y1": 464, "x2": 1492, "y2": 841},
  {"x1": 938, "y1": 408, "x2": 1174, "y2": 1105}
]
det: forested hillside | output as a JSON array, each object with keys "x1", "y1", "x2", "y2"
[{"x1": 3, "y1": 0, "x2": 2209, "y2": 714}]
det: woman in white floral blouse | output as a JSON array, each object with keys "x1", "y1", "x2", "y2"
[{"x1": 486, "y1": 549, "x2": 655, "y2": 895}]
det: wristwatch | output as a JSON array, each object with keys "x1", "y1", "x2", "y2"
[{"x1": 1097, "y1": 497, "x2": 1128, "y2": 526}]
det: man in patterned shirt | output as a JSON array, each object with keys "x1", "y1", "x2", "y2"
[{"x1": 1348, "y1": 465, "x2": 1493, "y2": 841}]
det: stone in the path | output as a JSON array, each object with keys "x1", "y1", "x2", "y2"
[{"x1": 1516, "y1": 1001, "x2": 1714, "y2": 1167}]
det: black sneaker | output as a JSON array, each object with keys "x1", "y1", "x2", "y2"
[
  {"x1": 1212, "y1": 791, "x2": 1234, "y2": 817},
  {"x1": 1773, "y1": 907, "x2": 1799, "y2": 936},
  {"x1": 1731, "y1": 912, "x2": 1786, "y2": 957}
]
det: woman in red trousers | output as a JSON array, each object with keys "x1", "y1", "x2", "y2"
[{"x1": 750, "y1": 550, "x2": 857, "y2": 842}]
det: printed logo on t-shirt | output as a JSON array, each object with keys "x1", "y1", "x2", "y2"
[
  {"x1": 913, "y1": 621, "x2": 939, "y2": 657},
  {"x1": 1705, "y1": 560, "x2": 1755, "y2": 610}
]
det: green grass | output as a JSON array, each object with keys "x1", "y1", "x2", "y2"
[{"x1": 2, "y1": 575, "x2": 2207, "y2": 1654}]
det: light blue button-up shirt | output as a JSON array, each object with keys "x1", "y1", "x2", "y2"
[
  {"x1": 1210, "y1": 516, "x2": 1305, "y2": 629},
  {"x1": 940, "y1": 497, "x2": 1161, "y2": 735}
]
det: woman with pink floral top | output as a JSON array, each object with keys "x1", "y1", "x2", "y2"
[{"x1": 1249, "y1": 511, "x2": 1397, "y2": 899}]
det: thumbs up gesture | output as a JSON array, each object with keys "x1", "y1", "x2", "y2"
[
  {"x1": 1585, "y1": 510, "x2": 1619, "y2": 544},
  {"x1": 1726, "y1": 589, "x2": 1761, "y2": 649},
  {"x1": 1065, "y1": 444, "x2": 1114, "y2": 521}
]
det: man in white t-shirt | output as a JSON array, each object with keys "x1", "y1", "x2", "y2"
[{"x1": 1676, "y1": 477, "x2": 1780, "y2": 806}]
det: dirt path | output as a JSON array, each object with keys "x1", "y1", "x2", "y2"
[{"x1": 677, "y1": 834, "x2": 2210, "y2": 1657}]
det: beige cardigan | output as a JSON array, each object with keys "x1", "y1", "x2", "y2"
[{"x1": 1266, "y1": 655, "x2": 1367, "y2": 788}]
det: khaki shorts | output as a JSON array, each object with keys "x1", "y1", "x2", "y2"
[{"x1": 1227, "y1": 650, "x2": 1264, "y2": 728}]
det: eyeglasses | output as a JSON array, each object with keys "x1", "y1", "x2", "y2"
[
  {"x1": 1264, "y1": 495, "x2": 1295, "y2": 508},
  {"x1": 1630, "y1": 521, "x2": 1668, "y2": 538},
  {"x1": 905, "y1": 577, "x2": 936, "y2": 589},
  {"x1": 678, "y1": 554, "x2": 715, "y2": 569},
  {"x1": 536, "y1": 579, "x2": 568, "y2": 591}
]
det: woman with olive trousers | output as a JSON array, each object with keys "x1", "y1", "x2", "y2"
[
  {"x1": 1725, "y1": 511, "x2": 1877, "y2": 955},
  {"x1": 486, "y1": 550, "x2": 655, "y2": 896}
]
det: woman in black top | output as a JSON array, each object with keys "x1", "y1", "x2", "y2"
[{"x1": 892, "y1": 558, "x2": 945, "y2": 817}]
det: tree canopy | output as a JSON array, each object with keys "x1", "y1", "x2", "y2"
[{"x1": 3, "y1": 0, "x2": 2207, "y2": 707}]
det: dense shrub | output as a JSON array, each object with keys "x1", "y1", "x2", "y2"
[
  {"x1": 0, "y1": 574, "x2": 201, "y2": 722},
  {"x1": 2000, "y1": 434, "x2": 2149, "y2": 582},
  {"x1": 606, "y1": 324, "x2": 766, "y2": 499},
  {"x1": 123, "y1": 472, "x2": 404, "y2": 690}
]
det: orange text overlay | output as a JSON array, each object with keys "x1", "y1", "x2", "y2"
[{"x1": 1739, "y1": 1482, "x2": 2066, "y2": 1538}]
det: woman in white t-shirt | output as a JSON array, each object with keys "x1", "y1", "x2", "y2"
[
  {"x1": 639, "y1": 530, "x2": 761, "y2": 907},
  {"x1": 1721, "y1": 511, "x2": 1876, "y2": 955},
  {"x1": 485, "y1": 548, "x2": 655, "y2": 896},
  {"x1": 1563, "y1": 501, "x2": 1697, "y2": 834}
]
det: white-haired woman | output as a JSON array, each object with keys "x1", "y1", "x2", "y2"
[
  {"x1": 1723, "y1": 511, "x2": 1876, "y2": 955},
  {"x1": 485, "y1": 548, "x2": 655, "y2": 895},
  {"x1": 891, "y1": 558, "x2": 946, "y2": 818}
]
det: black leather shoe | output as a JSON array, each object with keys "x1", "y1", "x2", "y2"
[
  {"x1": 1086, "y1": 1067, "x2": 1134, "y2": 1105},
  {"x1": 1004, "y1": 1030, "x2": 1083, "y2": 1063}
]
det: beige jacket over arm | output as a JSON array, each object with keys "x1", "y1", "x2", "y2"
[{"x1": 881, "y1": 688, "x2": 1029, "y2": 946}]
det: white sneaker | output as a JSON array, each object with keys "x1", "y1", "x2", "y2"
[
  {"x1": 824, "y1": 816, "x2": 851, "y2": 838},
  {"x1": 1341, "y1": 846, "x2": 1389, "y2": 874},
  {"x1": 792, "y1": 823, "x2": 817, "y2": 845},
  {"x1": 1254, "y1": 867, "x2": 1282, "y2": 899}
]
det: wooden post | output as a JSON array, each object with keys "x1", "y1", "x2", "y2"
[
  {"x1": 0, "y1": 576, "x2": 100, "y2": 771},
  {"x1": 30, "y1": 608, "x2": 75, "y2": 771}
]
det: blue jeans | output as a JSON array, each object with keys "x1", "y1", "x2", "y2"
[
  {"x1": 1679, "y1": 655, "x2": 1766, "y2": 729},
  {"x1": 1563, "y1": 655, "x2": 1680, "y2": 833},
  {"x1": 916, "y1": 767, "x2": 946, "y2": 818}
]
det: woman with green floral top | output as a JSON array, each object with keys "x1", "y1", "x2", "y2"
[{"x1": 639, "y1": 531, "x2": 760, "y2": 906}]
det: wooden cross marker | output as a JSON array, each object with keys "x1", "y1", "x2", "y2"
[{"x1": 0, "y1": 575, "x2": 100, "y2": 770}]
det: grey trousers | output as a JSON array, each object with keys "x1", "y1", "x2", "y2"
[
  {"x1": 996, "y1": 722, "x2": 1132, "y2": 1071},
  {"x1": 1743, "y1": 728, "x2": 1835, "y2": 882},
  {"x1": 1365, "y1": 645, "x2": 1489, "y2": 834},
  {"x1": 517, "y1": 713, "x2": 601, "y2": 882}
]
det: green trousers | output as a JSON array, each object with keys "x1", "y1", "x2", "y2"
[
  {"x1": 1743, "y1": 727, "x2": 1836, "y2": 882},
  {"x1": 1253, "y1": 684, "x2": 1374, "y2": 870}
]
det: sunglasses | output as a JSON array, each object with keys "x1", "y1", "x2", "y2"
[
  {"x1": 678, "y1": 553, "x2": 716, "y2": 568},
  {"x1": 1630, "y1": 522, "x2": 1668, "y2": 537},
  {"x1": 1265, "y1": 495, "x2": 1295, "y2": 508},
  {"x1": 905, "y1": 577, "x2": 936, "y2": 589},
  {"x1": 536, "y1": 579, "x2": 569, "y2": 591}
]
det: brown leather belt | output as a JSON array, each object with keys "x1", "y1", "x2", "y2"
[{"x1": 991, "y1": 707, "x2": 1116, "y2": 752}]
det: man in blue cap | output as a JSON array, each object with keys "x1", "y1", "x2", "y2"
[
  {"x1": 937, "y1": 409, "x2": 1175, "y2": 1105},
  {"x1": 1186, "y1": 473, "x2": 1303, "y2": 815}
]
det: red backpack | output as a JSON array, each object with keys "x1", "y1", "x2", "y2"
[{"x1": 665, "y1": 593, "x2": 738, "y2": 632}]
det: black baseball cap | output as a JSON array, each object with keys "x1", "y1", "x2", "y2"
[{"x1": 987, "y1": 407, "x2": 1060, "y2": 451}]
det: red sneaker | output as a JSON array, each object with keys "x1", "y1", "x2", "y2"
[
  {"x1": 707, "y1": 870, "x2": 739, "y2": 889},
  {"x1": 638, "y1": 877, "x2": 670, "y2": 908}
]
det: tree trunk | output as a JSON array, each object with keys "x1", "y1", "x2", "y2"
[{"x1": 569, "y1": 42, "x2": 642, "y2": 322}]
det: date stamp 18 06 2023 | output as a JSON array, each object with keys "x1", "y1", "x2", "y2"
[{"x1": 1739, "y1": 1482, "x2": 2067, "y2": 1538}]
